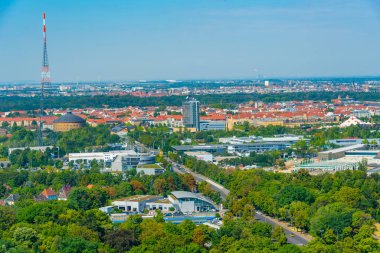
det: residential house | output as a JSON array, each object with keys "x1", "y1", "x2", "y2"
[
  {"x1": 4, "y1": 194, "x2": 20, "y2": 206},
  {"x1": 35, "y1": 188, "x2": 58, "y2": 201},
  {"x1": 58, "y1": 185, "x2": 72, "y2": 201}
]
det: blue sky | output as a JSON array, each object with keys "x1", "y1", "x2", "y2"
[{"x1": 0, "y1": 0, "x2": 380, "y2": 82}]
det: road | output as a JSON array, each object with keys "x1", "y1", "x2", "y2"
[
  {"x1": 255, "y1": 212, "x2": 310, "y2": 245},
  {"x1": 169, "y1": 159, "x2": 230, "y2": 199},
  {"x1": 169, "y1": 158, "x2": 311, "y2": 246}
]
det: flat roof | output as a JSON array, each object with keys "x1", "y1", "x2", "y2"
[
  {"x1": 149, "y1": 198, "x2": 172, "y2": 204},
  {"x1": 184, "y1": 151, "x2": 212, "y2": 156},
  {"x1": 113, "y1": 195, "x2": 159, "y2": 202},
  {"x1": 172, "y1": 145, "x2": 226, "y2": 151},
  {"x1": 171, "y1": 191, "x2": 200, "y2": 199},
  {"x1": 319, "y1": 144, "x2": 364, "y2": 155},
  {"x1": 171, "y1": 191, "x2": 216, "y2": 207},
  {"x1": 137, "y1": 164, "x2": 163, "y2": 169}
]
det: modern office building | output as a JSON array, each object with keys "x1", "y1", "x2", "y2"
[
  {"x1": 184, "y1": 151, "x2": 213, "y2": 162},
  {"x1": 328, "y1": 138, "x2": 380, "y2": 147},
  {"x1": 173, "y1": 135, "x2": 309, "y2": 155},
  {"x1": 68, "y1": 150, "x2": 156, "y2": 172},
  {"x1": 199, "y1": 120, "x2": 226, "y2": 131},
  {"x1": 69, "y1": 150, "x2": 138, "y2": 163},
  {"x1": 112, "y1": 195, "x2": 162, "y2": 212},
  {"x1": 183, "y1": 98, "x2": 200, "y2": 131},
  {"x1": 169, "y1": 191, "x2": 217, "y2": 213},
  {"x1": 136, "y1": 163, "x2": 165, "y2": 175},
  {"x1": 111, "y1": 191, "x2": 217, "y2": 213},
  {"x1": 219, "y1": 135, "x2": 307, "y2": 145}
]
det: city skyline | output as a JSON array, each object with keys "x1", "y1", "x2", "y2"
[{"x1": 1, "y1": 0, "x2": 380, "y2": 82}]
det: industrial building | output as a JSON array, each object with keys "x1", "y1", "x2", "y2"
[
  {"x1": 295, "y1": 160, "x2": 359, "y2": 172},
  {"x1": 328, "y1": 138, "x2": 380, "y2": 147},
  {"x1": 297, "y1": 143, "x2": 380, "y2": 172},
  {"x1": 318, "y1": 144, "x2": 365, "y2": 160}
]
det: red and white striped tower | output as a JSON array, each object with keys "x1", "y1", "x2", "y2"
[
  {"x1": 41, "y1": 12, "x2": 50, "y2": 90},
  {"x1": 38, "y1": 12, "x2": 51, "y2": 146}
]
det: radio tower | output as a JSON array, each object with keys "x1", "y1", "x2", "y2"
[{"x1": 38, "y1": 12, "x2": 51, "y2": 146}]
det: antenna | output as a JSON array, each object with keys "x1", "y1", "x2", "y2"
[{"x1": 38, "y1": 12, "x2": 51, "y2": 146}]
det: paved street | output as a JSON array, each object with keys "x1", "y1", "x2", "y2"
[
  {"x1": 255, "y1": 212, "x2": 310, "y2": 245},
  {"x1": 170, "y1": 160, "x2": 229, "y2": 199}
]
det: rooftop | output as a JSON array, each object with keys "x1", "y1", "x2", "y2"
[
  {"x1": 113, "y1": 195, "x2": 160, "y2": 202},
  {"x1": 150, "y1": 198, "x2": 172, "y2": 204},
  {"x1": 319, "y1": 144, "x2": 365, "y2": 155},
  {"x1": 137, "y1": 163, "x2": 163, "y2": 169},
  {"x1": 184, "y1": 151, "x2": 212, "y2": 156},
  {"x1": 53, "y1": 112, "x2": 86, "y2": 124}
]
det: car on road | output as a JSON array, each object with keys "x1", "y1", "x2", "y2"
[{"x1": 289, "y1": 234, "x2": 295, "y2": 237}]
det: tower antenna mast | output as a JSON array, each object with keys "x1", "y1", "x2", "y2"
[{"x1": 38, "y1": 12, "x2": 51, "y2": 146}]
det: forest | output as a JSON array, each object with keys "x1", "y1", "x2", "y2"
[{"x1": 0, "y1": 91, "x2": 379, "y2": 111}]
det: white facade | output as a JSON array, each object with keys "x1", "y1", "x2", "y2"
[
  {"x1": 219, "y1": 135, "x2": 306, "y2": 145},
  {"x1": 69, "y1": 150, "x2": 138, "y2": 163},
  {"x1": 340, "y1": 116, "x2": 371, "y2": 128},
  {"x1": 199, "y1": 120, "x2": 226, "y2": 131},
  {"x1": 184, "y1": 151, "x2": 213, "y2": 162},
  {"x1": 112, "y1": 191, "x2": 216, "y2": 214},
  {"x1": 169, "y1": 191, "x2": 216, "y2": 213},
  {"x1": 145, "y1": 199, "x2": 173, "y2": 211},
  {"x1": 136, "y1": 166, "x2": 165, "y2": 176},
  {"x1": 112, "y1": 195, "x2": 162, "y2": 212}
]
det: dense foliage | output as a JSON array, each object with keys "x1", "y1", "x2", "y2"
[
  {"x1": 0, "y1": 91, "x2": 379, "y2": 111},
  {"x1": 173, "y1": 153, "x2": 380, "y2": 252},
  {"x1": 0, "y1": 161, "x2": 302, "y2": 253}
]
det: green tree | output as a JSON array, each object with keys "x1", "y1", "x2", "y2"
[
  {"x1": 13, "y1": 227, "x2": 39, "y2": 248},
  {"x1": 103, "y1": 229, "x2": 138, "y2": 252},
  {"x1": 271, "y1": 226, "x2": 287, "y2": 245},
  {"x1": 289, "y1": 201, "x2": 310, "y2": 231},
  {"x1": 310, "y1": 203, "x2": 355, "y2": 239}
]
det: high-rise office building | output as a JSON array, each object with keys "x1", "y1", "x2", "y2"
[{"x1": 182, "y1": 98, "x2": 200, "y2": 130}]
